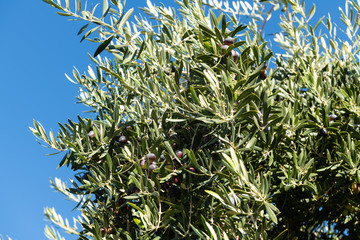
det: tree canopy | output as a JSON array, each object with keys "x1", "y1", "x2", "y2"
[{"x1": 32, "y1": 0, "x2": 360, "y2": 239}]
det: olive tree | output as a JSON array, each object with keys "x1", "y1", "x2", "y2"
[{"x1": 32, "y1": 0, "x2": 360, "y2": 239}]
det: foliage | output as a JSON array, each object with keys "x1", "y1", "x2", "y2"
[
  {"x1": 32, "y1": 0, "x2": 360, "y2": 239},
  {"x1": 0, "y1": 236, "x2": 12, "y2": 240}
]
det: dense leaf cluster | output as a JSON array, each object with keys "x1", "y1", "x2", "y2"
[{"x1": 33, "y1": 0, "x2": 360, "y2": 239}]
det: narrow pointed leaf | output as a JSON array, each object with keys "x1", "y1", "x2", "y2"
[{"x1": 93, "y1": 35, "x2": 114, "y2": 57}]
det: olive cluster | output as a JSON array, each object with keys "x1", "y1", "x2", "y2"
[
  {"x1": 77, "y1": 121, "x2": 222, "y2": 237},
  {"x1": 220, "y1": 37, "x2": 240, "y2": 62}
]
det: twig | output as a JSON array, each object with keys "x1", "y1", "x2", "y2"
[
  {"x1": 259, "y1": 5, "x2": 275, "y2": 40},
  {"x1": 186, "y1": 184, "x2": 193, "y2": 235}
]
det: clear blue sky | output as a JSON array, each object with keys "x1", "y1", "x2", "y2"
[{"x1": 0, "y1": 0, "x2": 342, "y2": 239}]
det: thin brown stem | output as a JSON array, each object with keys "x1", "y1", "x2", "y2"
[{"x1": 259, "y1": 5, "x2": 275, "y2": 40}]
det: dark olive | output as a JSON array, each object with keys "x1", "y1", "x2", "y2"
[
  {"x1": 128, "y1": 186, "x2": 139, "y2": 194},
  {"x1": 147, "y1": 163, "x2": 159, "y2": 172},
  {"x1": 88, "y1": 130, "x2": 95, "y2": 138},
  {"x1": 260, "y1": 63, "x2": 267, "y2": 80},
  {"x1": 319, "y1": 128, "x2": 328, "y2": 137},
  {"x1": 329, "y1": 114, "x2": 337, "y2": 121},
  {"x1": 146, "y1": 153, "x2": 156, "y2": 162},
  {"x1": 260, "y1": 70, "x2": 267, "y2": 80},
  {"x1": 223, "y1": 37, "x2": 234, "y2": 45},
  {"x1": 277, "y1": 95, "x2": 284, "y2": 102},
  {"x1": 118, "y1": 135, "x2": 127, "y2": 144},
  {"x1": 175, "y1": 150, "x2": 183, "y2": 159},
  {"x1": 231, "y1": 50, "x2": 240, "y2": 62}
]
